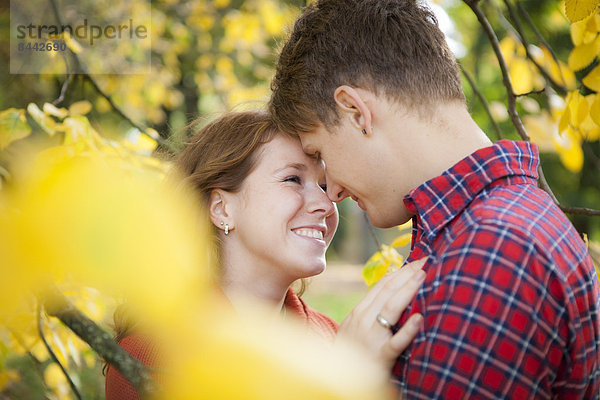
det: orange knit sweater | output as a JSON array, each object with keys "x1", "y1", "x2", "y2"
[{"x1": 105, "y1": 288, "x2": 339, "y2": 400}]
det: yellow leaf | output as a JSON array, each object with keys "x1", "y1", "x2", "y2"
[
  {"x1": 571, "y1": 18, "x2": 589, "y2": 45},
  {"x1": 583, "y1": 64, "x2": 600, "y2": 91},
  {"x1": 559, "y1": 102, "x2": 571, "y2": 134},
  {"x1": 43, "y1": 103, "x2": 68, "y2": 119},
  {"x1": 381, "y1": 244, "x2": 404, "y2": 268},
  {"x1": 568, "y1": 35, "x2": 600, "y2": 70},
  {"x1": 587, "y1": 12, "x2": 600, "y2": 32},
  {"x1": 362, "y1": 251, "x2": 387, "y2": 287},
  {"x1": 0, "y1": 108, "x2": 31, "y2": 150},
  {"x1": 509, "y1": 58, "x2": 534, "y2": 95},
  {"x1": 391, "y1": 233, "x2": 412, "y2": 248},
  {"x1": 554, "y1": 128, "x2": 584, "y2": 172},
  {"x1": 214, "y1": 0, "x2": 230, "y2": 8},
  {"x1": 569, "y1": 91, "x2": 590, "y2": 127},
  {"x1": 591, "y1": 94, "x2": 600, "y2": 126},
  {"x1": 565, "y1": 0, "x2": 599, "y2": 23},
  {"x1": 499, "y1": 36, "x2": 516, "y2": 65},
  {"x1": 0, "y1": 370, "x2": 19, "y2": 391},
  {"x1": 63, "y1": 31, "x2": 83, "y2": 54},
  {"x1": 398, "y1": 220, "x2": 413, "y2": 231},
  {"x1": 523, "y1": 112, "x2": 557, "y2": 152},
  {"x1": 27, "y1": 103, "x2": 57, "y2": 136},
  {"x1": 3, "y1": 156, "x2": 209, "y2": 325},
  {"x1": 43, "y1": 363, "x2": 66, "y2": 390},
  {"x1": 579, "y1": 95, "x2": 600, "y2": 140},
  {"x1": 68, "y1": 100, "x2": 92, "y2": 116}
]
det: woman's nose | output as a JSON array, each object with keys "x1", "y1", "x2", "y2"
[{"x1": 308, "y1": 185, "x2": 336, "y2": 216}]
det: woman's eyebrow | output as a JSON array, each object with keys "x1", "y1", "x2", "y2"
[{"x1": 274, "y1": 163, "x2": 307, "y2": 173}]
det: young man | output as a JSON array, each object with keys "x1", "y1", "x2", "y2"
[{"x1": 269, "y1": 0, "x2": 600, "y2": 398}]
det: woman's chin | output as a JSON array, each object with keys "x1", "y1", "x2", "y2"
[{"x1": 292, "y1": 260, "x2": 326, "y2": 280}]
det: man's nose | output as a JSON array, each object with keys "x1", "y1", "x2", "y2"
[{"x1": 326, "y1": 180, "x2": 350, "y2": 203}]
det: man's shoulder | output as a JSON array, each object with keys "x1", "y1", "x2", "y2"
[
  {"x1": 459, "y1": 182, "x2": 573, "y2": 241},
  {"x1": 444, "y1": 182, "x2": 590, "y2": 278}
]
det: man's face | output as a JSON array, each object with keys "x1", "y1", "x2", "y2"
[{"x1": 298, "y1": 121, "x2": 412, "y2": 228}]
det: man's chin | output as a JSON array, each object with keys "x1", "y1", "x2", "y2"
[{"x1": 367, "y1": 209, "x2": 412, "y2": 229}]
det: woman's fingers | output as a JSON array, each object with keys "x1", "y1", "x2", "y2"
[
  {"x1": 351, "y1": 258, "x2": 427, "y2": 316},
  {"x1": 361, "y1": 258, "x2": 427, "y2": 323},
  {"x1": 337, "y1": 257, "x2": 428, "y2": 371},
  {"x1": 375, "y1": 266, "x2": 426, "y2": 331},
  {"x1": 381, "y1": 313, "x2": 424, "y2": 367}
]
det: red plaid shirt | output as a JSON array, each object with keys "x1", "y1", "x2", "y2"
[{"x1": 393, "y1": 140, "x2": 600, "y2": 399}]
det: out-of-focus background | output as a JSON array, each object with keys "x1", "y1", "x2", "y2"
[{"x1": 1, "y1": 0, "x2": 599, "y2": 397}]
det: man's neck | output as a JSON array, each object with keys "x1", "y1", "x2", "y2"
[{"x1": 387, "y1": 101, "x2": 493, "y2": 190}]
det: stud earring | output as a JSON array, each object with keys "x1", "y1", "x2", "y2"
[{"x1": 361, "y1": 128, "x2": 367, "y2": 135}]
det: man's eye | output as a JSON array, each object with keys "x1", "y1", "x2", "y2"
[{"x1": 284, "y1": 175, "x2": 302, "y2": 184}]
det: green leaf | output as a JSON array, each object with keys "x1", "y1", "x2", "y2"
[{"x1": 0, "y1": 108, "x2": 32, "y2": 150}]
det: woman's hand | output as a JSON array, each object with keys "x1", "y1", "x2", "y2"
[{"x1": 336, "y1": 258, "x2": 427, "y2": 371}]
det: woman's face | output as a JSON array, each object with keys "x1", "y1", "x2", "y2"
[{"x1": 227, "y1": 135, "x2": 338, "y2": 284}]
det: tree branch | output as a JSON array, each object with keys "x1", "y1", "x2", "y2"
[
  {"x1": 53, "y1": 73, "x2": 75, "y2": 106},
  {"x1": 47, "y1": 0, "x2": 174, "y2": 153},
  {"x1": 465, "y1": 1, "x2": 560, "y2": 204},
  {"x1": 37, "y1": 302, "x2": 83, "y2": 400},
  {"x1": 40, "y1": 285, "x2": 159, "y2": 399},
  {"x1": 559, "y1": 206, "x2": 600, "y2": 217},
  {"x1": 516, "y1": 1, "x2": 570, "y2": 91},
  {"x1": 463, "y1": 1, "x2": 600, "y2": 217},
  {"x1": 364, "y1": 212, "x2": 382, "y2": 251},
  {"x1": 502, "y1": 0, "x2": 568, "y2": 96},
  {"x1": 458, "y1": 62, "x2": 503, "y2": 140}
]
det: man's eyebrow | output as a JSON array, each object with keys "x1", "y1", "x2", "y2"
[
  {"x1": 306, "y1": 152, "x2": 320, "y2": 161},
  {"x1": 274, "y1": 163, "x2": 307, "y2": 174},
  {"x1": 302, "y1": 148, "x2": 320, "y2": 160}
]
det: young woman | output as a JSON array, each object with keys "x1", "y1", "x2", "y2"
[{"x1": 105, "y1": 111, "x2": 425, "y2": 399}]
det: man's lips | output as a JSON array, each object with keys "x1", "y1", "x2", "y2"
[{"x1": 351, "y1": 195, "x2": 366, "y2": 211}]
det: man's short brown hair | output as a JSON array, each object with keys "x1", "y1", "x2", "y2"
[{"x1": 269, "y1": 0, "x2": 465, "y2": 134}]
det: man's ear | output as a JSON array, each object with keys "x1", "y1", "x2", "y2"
[
  {"x1": 208, "y1": 189, "x2": 234, "y2": 232},
  {"x1": 333, "y1": 85, "x2": 373, "y2": 134}
]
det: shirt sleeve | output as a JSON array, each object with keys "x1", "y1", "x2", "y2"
[
  {"x1": 105, "y1": 335, "x2": 162, "y2": 400},
  {"x1": 399, "y1": 222, "x2": 583, "y2": 399}
]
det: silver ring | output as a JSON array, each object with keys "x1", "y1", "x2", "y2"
[{"x1": 376, "y1": 313, "x2": 393, "y2": 330}]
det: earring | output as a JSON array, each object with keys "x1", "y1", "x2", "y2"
[
  {"x1": 219, "y1": 221, "x2": 230, "y2": 236},
  {"x1": 361, "y1": 128, "x2": 367, "y2": 135}
]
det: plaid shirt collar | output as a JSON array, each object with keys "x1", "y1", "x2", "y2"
[{"x1": 403, "y1": 139, "x2": 539, "y2": 244}]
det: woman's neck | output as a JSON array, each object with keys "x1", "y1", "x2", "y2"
[
  {"x1": 219, "y1": 246, "x2": 292, "y2": 316},
  {"x1": 220, "y1": 279, "x2": 288, "y2": 316}
]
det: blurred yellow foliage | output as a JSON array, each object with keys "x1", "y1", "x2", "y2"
[
  {"x1": 161, "y1": 299, "x2": 389, "y2": 400},
  {"x1": 0, "y1": 102, "x2": 209, "y2": 396}
]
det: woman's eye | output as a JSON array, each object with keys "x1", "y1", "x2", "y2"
[{"x1": 284, "y1": 175, "x2": 302, "y2": 184}]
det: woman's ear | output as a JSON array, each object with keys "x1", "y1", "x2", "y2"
[
  {"x1": 208, "y1": 189, "x2": 234, "y2": 232},
  {"x1": 333, "y1": 85, "x2": 373, "y2": 135}
]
